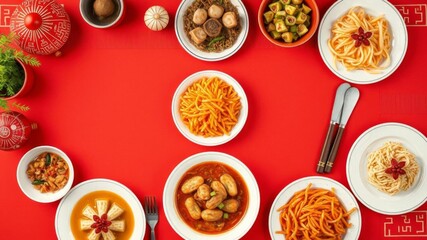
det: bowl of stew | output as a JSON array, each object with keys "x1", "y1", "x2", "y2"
[
  {"x1": 175, "y1": 0, "x2": 249, "y2": 61},
  {"x1": 17, "y1": 145, "x2": 74, "y2": 203},
  {"x1": 258, "y1": 0, "x2": 319, "y2": 47},
  {"x1": 163, "y1": 152, "x2": 260, "y2": 239}
]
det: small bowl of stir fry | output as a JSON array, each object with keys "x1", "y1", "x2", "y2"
[
  {"x1": 258, "y1": 0, "x2": 319, "y2": 47},
  {"x1": 17, "y1": 146, "x2": 74, "y2": 203}
]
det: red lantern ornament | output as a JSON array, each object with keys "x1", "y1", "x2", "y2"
[
  {"x1": 0, "y1": 111, "x2": 37, "y2": 151},
  {"x1": 9, "y1": 0, "x2": 71, "y2": 55}
]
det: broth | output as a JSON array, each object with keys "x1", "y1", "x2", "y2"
[{"x1": 70, "y1": 190, "x2": 134, "y2": 239}]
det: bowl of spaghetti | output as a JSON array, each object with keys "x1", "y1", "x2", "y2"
[
  {"x1": 318, "y1": 0, "x2": 408, "y2": 84},
  {"x1": 172, "y1": 70, "x2": 248, "y2": 146},
  {"x1": 268, "y1": 176, "x2": 361, "y2": 239}
]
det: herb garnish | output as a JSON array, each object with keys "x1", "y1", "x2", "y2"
[
  {"x1": 32, "y1": 179, "x2": 46, "y2": 185},
  {"x1": 45, "y1": 153, "x2": 51, "y2": 166},
  {"x1": 208, "y1": 36, "x2": 225, "y2": 47}
]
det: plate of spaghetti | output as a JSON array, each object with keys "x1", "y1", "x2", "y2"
[
  {"x1": 347, "y1": 122, "x2": 427, "y2": 215},
  {"x1": 318, "y1": 0, "x2": 407, "y2": 84},
  {"x1": 269, "y1": 176, "x2": 361, "y2": 240},
  {"x1": 172, "y1": 70, "x2": 248, "y2": 146}
]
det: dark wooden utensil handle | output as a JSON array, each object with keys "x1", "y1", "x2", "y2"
[
  {"x1": 316, "y1": 123, "x2": 336, "y2": 173},
  {"x1": 324, "y1": 126, "x2": 345, "y2": 173}
]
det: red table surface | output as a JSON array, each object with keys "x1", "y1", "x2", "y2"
[{"x1": 1, "y1": 0, "x2": 427, "y2": 239}]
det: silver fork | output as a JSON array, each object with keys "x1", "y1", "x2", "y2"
[{"x1": 144, "y1": 196, "x2": 159, "y2": 240}]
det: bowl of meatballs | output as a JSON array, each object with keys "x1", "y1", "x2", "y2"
[
  {"x1": 175, "y1": 0, "x2": 249, "y2": 61},
  {"x1": 163, "y1": 151, "x2": 260, "y2": 240}
]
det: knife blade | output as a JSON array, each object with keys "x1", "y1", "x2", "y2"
[
  {"x1": 324, "y1": 87, "x2": 360, "y2": 173},
  {"x1": 316, "y1": 83, "x2": 351, "y2": 173}
]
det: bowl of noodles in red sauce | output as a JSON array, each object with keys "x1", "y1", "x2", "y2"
[{"x1": 163, "y1": 152, "x2": 260, "y2": 239}]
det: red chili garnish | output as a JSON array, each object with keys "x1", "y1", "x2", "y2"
[
  {"x1": 93, "y1": 215, "x2": 100, "y2": 222},
  {"x1": 385, "y1": 158, "x2": 406, "y2": 180},
  {"x1": 351, "y1": 27, "x2": 372, "y2": 47},
  {"x1": 90, "y1": 214, "x2": 112, "y2": 234}
]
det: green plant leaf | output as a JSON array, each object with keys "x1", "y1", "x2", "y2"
[
  {"x1": 0, "y1": 98, "x2": 9, "y2": 111},
  {"x1": 0, "y1": 33, "x2": 40, "y2": 98},
  {"x1": 11, "y1": 101, "x2": 30, "y2": 112}
]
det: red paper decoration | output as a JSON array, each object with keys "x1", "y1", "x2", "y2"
[{"x1": 9, "y1": 0, "x2": 71, "y2": 55}]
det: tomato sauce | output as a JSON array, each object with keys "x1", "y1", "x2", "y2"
[{"x1": 176, "y1": 162, "x2": 249, "y2": 234}]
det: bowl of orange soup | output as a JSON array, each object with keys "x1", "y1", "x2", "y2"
[
  {"x1": 55, "y1": 178, "x2": 145, "y2": 240},
  {"x1": 163, "y1": 152, "x2": 260, "y2": 239}
]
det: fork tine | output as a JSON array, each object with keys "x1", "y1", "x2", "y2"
[
  {"x1": 153, "y1": 196, "x2": 158, "y2": 213},
  {"x1": 144, "y1": 196, "x2": 157, "y2": 214},
  {"x1": 144, "y1": 196, "x2": 150, "y2": 213},
  {"x1": 149, "y1": 196, "x2": 154, "y2": 214}
]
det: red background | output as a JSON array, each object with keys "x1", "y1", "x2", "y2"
[{"x1": 1, "y1": 0, "x2": 427, "y2": 239}]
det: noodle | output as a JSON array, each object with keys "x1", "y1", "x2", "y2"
[
  {"x1": 276, "y1": 183, "x2": 356, "y2": 240},
  {"x1": 184, "y1": 0, "x2": 241, "y2": 52},
  {"x1": 179, "y1": 76, "x2": 241, "y2": 137},
  {"x1": 367, "y1": 142, "x2": 419, "y2": 195},
  {"x1": 328, "y1": 7, "x2": 391, "y2": 73}
]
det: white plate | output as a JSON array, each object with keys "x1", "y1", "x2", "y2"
[
  {"x1": 269, "y1": 176, "x2": 361, "y2": 240},
  {"x1": 318, "y1": 0, "x2": 408, "y2": 84},
  {"x1": 347, "y1": 123, "x2": 427, "y2": 215},
  {"x1": 172, "y1": 70, "x2": 248, "y2": 146},
  {"x1": 175, "y1": 0, "x2": 249, "y2": 61},
  {"x1": 163, "y1": 151, "x2": 260, "y2": 240},
  {"x1": 55, "y1": 178, "x2": 145, "y2": 240}
]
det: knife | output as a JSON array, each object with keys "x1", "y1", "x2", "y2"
[
  {"x1": 324, "y1": 87, "x2": 360, "y2": 173},
  {"x1": 316, "y1": 83, "x2": 351, "y2": 173}
]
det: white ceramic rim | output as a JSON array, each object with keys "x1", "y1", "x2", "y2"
[
  {"x1": 16, "y1": 145, "x2": 74, "y2": 203},
  {"x1": 346, "y1": 122, "x2": 427, "y2": 215},
  {"x1": 55, "y1": 178, "x2": 145, "y2": 240},
  {"x1": 163, "y1": 151, "x2": 260, "y2": 240},
  {"x1": 268, "y1": 176, "x2": 362, "y2": 240},
  {"x1": 318, "y1": 0, "x2": 408, "y2": 84},
  {"x1": 175, "y1": 0, "x2": 249, "y2": 61},
  {"x1": 171, "y1": 70, "x2": 248, "y2": 146},
  {"x1": 79, "y1": 0, "x2": 124, "y2": 29}
]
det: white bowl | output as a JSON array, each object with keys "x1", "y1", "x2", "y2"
[
  {"x1": 172, "y1": 70, "x2": 248, "y2": 146},
  {"x1": 80, "y1": 0, "x2": 125, "y2": 28},
  {"x1": 16, "y1": 146, "x2": 74, "y2": 203},
  {"x1": 175, "y1": 0, "x2": 249, "y2": 61},
  {"x1": 163, "y1": 152, "x2": 260, "y2": 240}
]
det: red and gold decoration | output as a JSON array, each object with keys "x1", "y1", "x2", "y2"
[
  {"x1": 9, "y1": 0, "x2": 71, "y2": 55},
  {"x1": 0, "y1": 111, "x2": 37, "y2": 150}
]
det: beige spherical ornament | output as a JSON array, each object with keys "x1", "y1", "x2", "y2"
[{"x1": 144, "y1": 6, "x2": 169, "y2": 31}]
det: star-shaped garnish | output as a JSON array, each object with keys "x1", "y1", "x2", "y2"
[
  {"x1": 91, "y1": 213, "x2": 112, "y2": 233},
  {"x1": 385, "y1": 158, "x2": 406, "y2": 180},
  {"x1": 351, "y1": 27, "x2": 372, "y2": 47}
]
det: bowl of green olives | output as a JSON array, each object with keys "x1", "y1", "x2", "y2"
[{"x1": 258, "y1": 0, "x2": 319, "y2": 47}]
